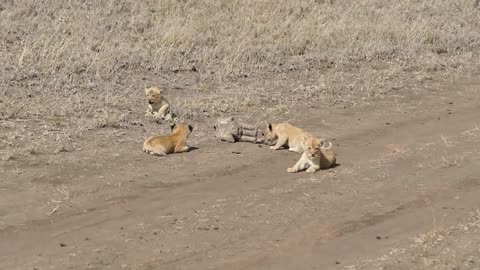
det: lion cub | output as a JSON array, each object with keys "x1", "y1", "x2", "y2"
[
  {"x1": 143, "y1": 123, "x2": 193, "y2": 156},
  {"x1": 287, "y1": 137, "x2": 336, "y2": 173},
  {"x1": 265, "y1": 123, "x2": 314, "y2": 153},
  {"x1": 144, "y1": 86, "x2": 171, "y2": 120}
]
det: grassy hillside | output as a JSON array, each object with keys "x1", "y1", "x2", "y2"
[{"x1": 2, "y1": 0, "x2": 479, "y2": 82}]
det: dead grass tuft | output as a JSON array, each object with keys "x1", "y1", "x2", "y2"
[
  {"x1": 349, "y1": 210, "x2": 480, "y2": 270},
  {"x1": 93, "y1": 111, "x2": 128, "y2": 129}
]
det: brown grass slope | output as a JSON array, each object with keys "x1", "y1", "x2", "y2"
[
  {"x1": 2, "y1": 0, "x2": 480, "y2": 78},
  {"x1": 0, "y1": 0, "x2": 479, "y2": 156}
]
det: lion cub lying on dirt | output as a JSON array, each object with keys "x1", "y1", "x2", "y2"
[
  {"x1": 265, "y1": 123, "x2": 315, "y2": 153},
  {"x1": 144, "y1": 86, "x2": 172, "y2": 120},
  {"x1": 287, "y1": 137, "x2": 336, "y2": 173},
  {"x1": 143, "y1": 123, "x2": 193, "y2": 156}
]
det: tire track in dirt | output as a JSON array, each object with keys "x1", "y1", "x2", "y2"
[
  {"x1": 152, "y1": 103, "x2": 480, "y2": 269},
  {"x1": 227, "y1": 166, "x2": 480, "y2": 270},
  {"x1": 0, "y1": 98, "x2": 479, "y2": 269}
]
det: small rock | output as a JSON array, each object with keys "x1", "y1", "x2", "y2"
[
  {"x1": 60, "y1": 243, "x2": 67, "y2": 247},
  {"x1": 435, "y1": 48, "x2": 448, "y2": 54},
  {"x1": 55, "y1": 146, "x2": 69, "y2": 153},
  {"x1": 130, "y1": 121, "x2": 144, "y2": 127}
]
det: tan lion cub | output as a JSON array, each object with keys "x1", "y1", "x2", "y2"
[
  {"x1": 143, "y1": 123, "x2": 193, "y2": 156},
  {"x1": 145, "y1": 86, "x2": 171, "y2": 120},
  {"x1": 287, "y1": 137, "x2": 336, "y2": 173},
  {"x1": 265, "y1": 123, "x2": 314, "y2": 153}
]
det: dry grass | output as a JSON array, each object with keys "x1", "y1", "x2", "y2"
[
  {"x1": 349, "y1": 210, "x2": 480, "y2": 270},
  {"x1": 1, "y1": 0, "x2": 480, "y2": 157},
  {"x1": 2, "y1": 0, "x2": 479, "y2": 79}
]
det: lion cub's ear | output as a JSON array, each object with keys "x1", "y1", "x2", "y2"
[
  {"x1": 170, "y1": 123, "x2": 176, "y2": 131},
  {"x1": 316, "y1": 138, "x2": 325, "y2": 146},
  {"x1": 188, "y1": 124, "x2": 193, "y2": 132},
  {"x1": 267, "y1": 123, "x2": 273, "y2": 131},
  {"x1": 154, "y1": 87, "x2": 162, "y2": 94},
  {"x1": 146, "y1": 87, "x2": 161, "y2": 95}
]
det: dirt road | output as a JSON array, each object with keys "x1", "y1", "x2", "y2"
[{"x1": 1, "y1": 80, "x2": 480, "y2": 270}]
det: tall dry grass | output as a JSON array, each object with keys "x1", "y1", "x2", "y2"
[{"x1": 1, "y1": 0, "x2": 479, "y2": 84}]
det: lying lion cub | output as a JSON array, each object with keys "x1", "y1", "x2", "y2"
[
  {"x1": 287, "y1": 137, "x2": 336, "y2": 173},
  {"x1": 143, "y1": 123, "x2": 193, "y2": 156},
  {"x1": 144, "y1": 86, "x2": 171, "y2": 120},
  {"x1": 265, "y1": 123, "x2": 314, "y2": 153}
]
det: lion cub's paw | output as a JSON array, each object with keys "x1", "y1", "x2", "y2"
[
  {"x1": 151, "y1": 150, "x2": 167, "y2": 157},
  {"x1": 287, "y1": 167, "x2": 298, "y2": 173},
  {"x1": 306, "y1": 167, "x2": 317, "y2": 173},
  {"x1": 153, "y1": 113, "x2": 164, "y2": 121}
]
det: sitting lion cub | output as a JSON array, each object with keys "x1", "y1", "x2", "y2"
[
  {"x1": 287, "y1": 137, "x2": 336, "y2": 173},
  {"x1": 143, "y1": 123, "x2": 193, "y2": 156},
  {"x1": 265, "y1": 123, "x2": 314, "y2": 153},
  {"x1": 144, "y1": 86, "x2": 171, "y2": 120}
]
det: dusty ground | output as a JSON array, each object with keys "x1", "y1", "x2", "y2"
[
  {"x1": 1, "y1": 74, "x2": 480, "y2": 270},
  {"x1": 2, "y1": 1, "x2": 480, "y2": 269}
]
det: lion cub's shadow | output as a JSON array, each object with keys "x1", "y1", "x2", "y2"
[
  {"x1": 188, "y1": 146, "x2": 200, "y2": 152},
  {"x1": 324, "y1": 163, "x2": 341, "y2": 169}
]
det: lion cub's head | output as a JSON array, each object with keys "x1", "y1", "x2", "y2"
[
  {"x1": 304, "y1": 137, "x2": 331, "y2": 158},
  {"x1": 264, "y1": 123, "x2": 277, "y2": 145},
  {"x1": 145, "y1": 87, "x2": 163, "y2": 105},
  {"x1": 170, "y1": 122, "x2": 194, "y2": 137}
]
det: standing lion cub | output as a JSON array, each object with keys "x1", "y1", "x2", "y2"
[
  {"x1": 144, "y1": 86, "x2": 171, "y2": 120},
  {"x1": 287, "y1": 137, "x2": 336, "y2": 173},
  {"x1": 264, "y1": 123, "x2": 314, "y2": 153},
  {"x1": 143, "y1": 123, "x2": 193, "y2": 156}
]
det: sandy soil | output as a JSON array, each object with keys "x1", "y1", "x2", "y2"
[{"x1": 1, "y1": 77, "x2": 480, "y2": 270}]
